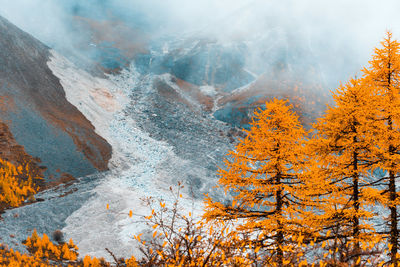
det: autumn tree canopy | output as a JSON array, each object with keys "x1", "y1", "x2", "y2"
[
  {"x1": 309, "y1": 77, "x2": 382, "y2": 265},
  {"x1": 362, "y1": 31, "x2": 400, "y2": 264},
  {"x1": 204, "y1": 99, "x2": 314, "y2": 265}
]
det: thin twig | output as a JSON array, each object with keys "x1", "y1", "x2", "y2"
[{"x1": 105, "y1": 247, "x2": 120, "y2": 266}]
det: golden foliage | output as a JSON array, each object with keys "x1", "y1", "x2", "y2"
[
  {"x1": 134, "y1": 183, "x2": 253, "y2": 266},
  {"x1": 204, "y1": 99, "x2": 312, "y2": 265},
  {"x1": 309, "y1": 77, "x2": 382, "y2": 265},
  {"x1": 0, "y1": 243, "x2": 48, "y2": 267},
  {"x1": 24, "y1": 229, "x2": 79, "y2": 263},
  {"x1": 0, "y1": 230, "x2": 114, "y2": 266},
  {"x1": 0, "y1": 159, "x2": 38, "y2": 207},
  {"x1": 361, "y1": 31, "x2": 400, "y2": 264}
]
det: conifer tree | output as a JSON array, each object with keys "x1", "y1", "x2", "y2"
[
  {"x1": 204, "y1": 99, "x2": 312, "y2": 266},
  {"x1": 362, "y1": 31, "x2": 400, "y2": 264},
  {"x1": 310, "y1": 77, "x2": 381, "y2": 265}
]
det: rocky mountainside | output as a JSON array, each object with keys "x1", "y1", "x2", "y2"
[
  {"x1": 132, "y1": 30, "x2": 329, "y2": 129},
  {"x1": 0, "y1": 15, "x2": 112, "y2": 180},
  {"x1": 0, "y1": 122, "x2": 45, "y2": 180}
]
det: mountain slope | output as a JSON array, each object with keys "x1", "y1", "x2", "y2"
[{"x1": 0, "y1": 15, "x2": 112, "y2": 179}]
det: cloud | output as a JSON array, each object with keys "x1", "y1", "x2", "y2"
[{"x1": 1, "y1": 0, "x2": 400, "y2": 88}]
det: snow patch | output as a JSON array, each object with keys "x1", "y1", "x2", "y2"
[{"x1": 199, "y1": 85, "x2": 218, "y2": 97}]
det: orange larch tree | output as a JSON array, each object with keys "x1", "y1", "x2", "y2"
[
  {"x1": 362, "y1": 31, "x2": 400, "y2": 264},
  {"x1": 204, "y1": 99, "x2": 313, "y2": 266},
  {"x1": 0, "y1": 158, "x2": 38, "y2": 208},
  {"x1": 309, "y1": 77, "x2": 382, "y2": 265}
]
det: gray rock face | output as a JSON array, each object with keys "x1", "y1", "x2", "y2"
[
  {"x1": 0, "y1": 15, "x2": 112, "y2": 179},
  {"x1": 135, "y1": 39, "x2": 255, "y2": 92},
  {"x1": 131, "y1": 27, "x2": 329, "y2": 130},
  {"x1": 211, "y1": 29, "x2": 330, "y2": 129}
]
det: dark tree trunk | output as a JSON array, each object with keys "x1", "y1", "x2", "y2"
[
  {"x1": 276, "y1": 171, "x2": 283, "y2": 267},
  {"x1": 387, "y1": 53, "x2": 398, "y2": 266},
  {"x1": 352, "y1": 147, "x2": 360, "y2": 266},
  {"x1": 389, "y1": 167, "x2": 398, "y2": 264},
  {"x1": 388, "y1": 115, "x2": 398, "y2": 265}
]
